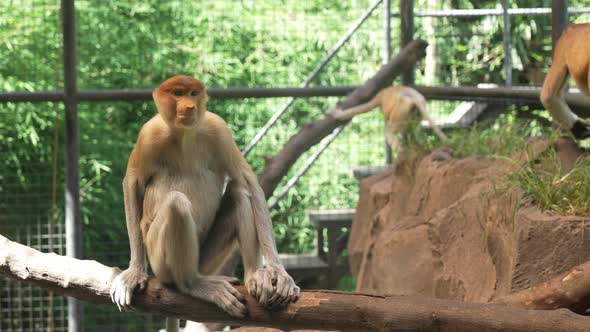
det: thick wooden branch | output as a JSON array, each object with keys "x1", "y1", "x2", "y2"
[
  {"x1": 2, "y1": 235, "x2": 590, "y2": 331},
  {"x1": 492, "y1": 260, "x2": 590, "y2": 314},
  {"x1": 259, "y1": 39, "x2": 428, "y2": 197}
]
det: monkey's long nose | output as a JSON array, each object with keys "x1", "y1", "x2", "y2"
[{"x1": 178, "y1": 104, "x2": 196, "y2": 119}]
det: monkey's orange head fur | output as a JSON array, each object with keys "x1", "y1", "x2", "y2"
[{"x1": 153, "y1": 75, "x2": 208, "y2": 129}]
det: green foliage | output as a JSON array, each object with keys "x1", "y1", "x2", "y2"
[
  {"x1": 2, "y1": 0, "x2": 583, "y2": 260},
  {"x1": 4, "y1": 1, "x2": 590, "y2": 329},
  {"x1": 448, "y1": 113, "x2": 548, "y2": 159},
  {"x1": 0, "y1": 1, "x2": 386, "y2": 259},
  {"x1": 401, "y1": 111, "x2": 590, "y2": 217},
  {"x1": 510, "y1": 141, "x2": 590, "y2": 216},
  {"x1": 2, "y1": 0, "x2": 589, "y2": 294},
  {"x1": 336, "y1": 273, "x2": 356, "y2": 292},
  {"x1": 400, "y1": 110, "x2": 551, "y2": 160}
]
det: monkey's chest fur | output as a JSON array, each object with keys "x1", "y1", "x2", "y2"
[{"x1": 142, "y1": 155, "x2": 226, "y2": 243}]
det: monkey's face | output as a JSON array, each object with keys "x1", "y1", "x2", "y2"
[{"x1": 153, "y1": 75, "x2": 208, "y2": 129}]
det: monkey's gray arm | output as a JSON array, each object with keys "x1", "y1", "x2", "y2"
[
  {"x1": 241, "y1": 167, "x2": 300, "y2": 307},
  {"x1": 215, "y1": 117, "x2": 283, "y2": 267},
  {"x1": 223, "y1": 137, "x2": 282, "y2": 267},
  {"x1": 122, "y1": 175, "x2": 147, "y2": 271},
  {"x1": 218, "y1": 119, "x2": 299, "y2": 307},
  {"x1": 243, "y1": 170, "x2": 282, "y2": 266},
  {"x1": 110, "y1": 172, "x2": 149, "y2": 311}
]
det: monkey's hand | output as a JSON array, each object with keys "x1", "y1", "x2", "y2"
[
  {"x1": 246, "y1": 263, "x2": 300, "y2": 310},
  {"x1": 110, "y1": 266, "x2": 149, "y2": 312},
  {"x1": 571, "y1": 118, "x2": 590, "y2": 140}
]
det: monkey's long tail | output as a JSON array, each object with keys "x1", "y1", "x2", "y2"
[{"x1": 333, "y1": 96, "x2": 381, "y2": 120}]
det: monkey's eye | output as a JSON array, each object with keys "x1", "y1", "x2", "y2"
[
  {"x1": 190, "y1": 90, "x2": 199, "y2": 96},
  {"x1": 173, "y1": 90, "x2": 183, "y2": 97}
]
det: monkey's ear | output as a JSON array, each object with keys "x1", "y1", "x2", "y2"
[
  {"x1": 152, "y1": 88, "x2": 160, "y2": 103},
  {"x1": 201, "y1": 90, "x2": 209, "y2": 105},
  {"x1": 152, "y1": 88, "x2": 172, "y2": 115}
]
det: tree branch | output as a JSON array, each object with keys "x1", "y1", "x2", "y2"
[
  {"x1": 2, "y1": 234, "x2": 590, "y2": 331},
  {"x1": 492, "y1": 260, "x2": 590, "y2": 314},
  {"x1": 259, "y1": 39, "x2": 428, "y2": 197}
]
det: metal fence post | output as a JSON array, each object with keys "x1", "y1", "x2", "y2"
[
  {"x1": 552, "y1": 0, "x2": 568, "y2": 49},
  {"x1": 383, "y1": 0, "x2": 392, "y2": 164},
  {"x1": 502, "y1": 0, "x2": 512, "y2": 86},
  {"x1": 400, "y1": 0, "x2": 414, "y2": 86},
  {"x1": 61, "y1": 0, "x2": 84, "y2": 331}
]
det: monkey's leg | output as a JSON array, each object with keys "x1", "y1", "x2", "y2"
[
  {"x1": 414, "y1": 100, "x2": 449, "y2": 143},
  {"x1": 146, "y1": 191, "x2": 247, "y2": 319},
  {"x1": 540, "y1": 61, "x2": 589, "y2": 138},
  {"x1": 385, "y1": 130, "x2": 399, "y2": 153},
  {"x1": 571, "y1": 65, "x2": 590, "y2": 139},
  {"x1": 191, "y1": 182, "x2": 257, "y2": 332}
]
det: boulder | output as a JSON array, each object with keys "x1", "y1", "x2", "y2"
[{"x1": 348, "y1": 139, "x2": 590, "y2": 302}]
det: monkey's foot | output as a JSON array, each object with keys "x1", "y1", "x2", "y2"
[
  {"x1": 432, "y1": 147, "x2": 454, "y2": 162},
  {"x1": 571, "y1": 119, "x2": 590, "y2": 139},
  {"x1": 110, "y1": 267, "x2": 149, "y2": 311},
  {"x1": 186, "y1": 276, "x2": 247, "y2": 318},
  {"x1": 246, "y1": 264, "x2": 300, "y2": 310}
]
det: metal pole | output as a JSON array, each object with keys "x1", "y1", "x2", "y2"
[
  {"x1": 502, "y1": 0, "x2": 512, "y2": 86},
  {"x1": 0, "y1": 91, "x2": 65, "y2": 102},
  {"x1": 62, "y1": 0, "x2": 84, "y2": 331},
  {"x1": 398, "y1": 0, "x2": 413, "y2": 164},
  {"x1": 242, "y1": 0, "x2": 383, "y2": 157},
  {"x1": 390, "y1": 7, "x2": 590, "y2": 17},
  {"x1": 552, "y1": 0, "x2": 569, "y2": 49},
  {"x1": 0, "y1": 87, "x2": 359, "y2": 103},
  {"x1": 79, "y1": 87, "x2": 359, "y2": 101},
  {"x1": 400, "y1": 0, "x2": 414, "y2": 85},
  {"x1": 3, "y1": 85, "x2": 587, "y2": 106},
  {"x1": 383, "y1": 0, "x2": 392, "y2": 164},
  {"x1": 412, "y1": 85, "x2": 588, "y2": 108}
]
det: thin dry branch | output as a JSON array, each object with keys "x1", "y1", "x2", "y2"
[
  {"x1": 492, "y1": 260, "x2": 590, "y2": 314},
  {"x1": 1, "y1": 234, "x2": 590, "y2": 331}
]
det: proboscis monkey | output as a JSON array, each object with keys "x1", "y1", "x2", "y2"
[
  {"x1": 329, "y1": 85, "x2": 448, "y2": 151},
  {"x1": 541, "y1": 23, "x2": 590, "y2": 139},
  {"x1": 109, "y1": 75, "x2": 299, "y2": 330}
]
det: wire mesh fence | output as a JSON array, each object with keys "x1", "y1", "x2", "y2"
[
  {"x1": 0, "y1": 1, "x2": 62, "y2": 92},
  {"x1": 1, "y1": 1, "x2": 589, "y2": 331},
  {"x1": 0, "y1": 224, "x2": 67, "y2": 332}
]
